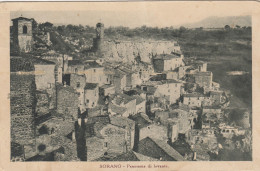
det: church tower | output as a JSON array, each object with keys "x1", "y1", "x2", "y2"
[
  {"x1": 12, "y1": 17, "x2": 33, "y2": 53},
  {"x1": 93, "y1": 22, "x2": 104, "y2": 52}
]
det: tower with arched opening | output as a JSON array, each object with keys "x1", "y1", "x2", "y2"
[{"x1": 12, "y1": 17, "x2": 33, "y2": 52}]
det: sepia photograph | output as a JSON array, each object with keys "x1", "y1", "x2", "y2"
[
  {"x1": 9, "y1": 7, "x2": 253, "y2": 162},
  {"x1": 0, "y1": 1, "x2": 259, "y2": 170}
]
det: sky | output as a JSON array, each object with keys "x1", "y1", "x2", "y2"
[{"x1": 10, "y1": 2, "x2": 253, "y2": 28}]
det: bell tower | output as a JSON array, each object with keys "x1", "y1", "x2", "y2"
[
  {"x1": 93, "y1": 22, "x2": 104, "y2": 53},
  {"x1": 12, "y1": 17, "x2": 33, "y2": 53}
]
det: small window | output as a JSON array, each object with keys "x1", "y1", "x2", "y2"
[
  {"x1": 86, "y1": 99, "x2": 89, "y2": 103},
  {"x1": 77, "y1": 82, "x2": 80, "y2": 88},
  {"x1": 94, "y1": 69, "x2": 96, "y2": 73},
  {"x1": 23, "y1": 25, "x2": 27, "y2": 34}
]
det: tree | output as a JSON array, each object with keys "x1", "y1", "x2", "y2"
[{"x1": 224, "y1": 25, "x2": 231, "y2": 30}]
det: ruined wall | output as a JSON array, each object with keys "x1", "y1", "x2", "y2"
[
  {"x1": 10, "y1": 73, "x2": 36, "y2": 145},
  {"x1": 102, "y1": 40, "x2": 181, "y2": 63}
]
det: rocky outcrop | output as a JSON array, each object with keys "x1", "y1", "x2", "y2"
[{"x1": 101, "y1": 40, "x2": 181, "y2": 63}]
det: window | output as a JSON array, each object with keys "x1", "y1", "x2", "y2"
[
  {"x1": 77, "y1": 82, "x2": 80, "y2": 88},
  {"x1": 23, "y1": 25, "x2": 27, "y2": 34},
  {"x1": 86, "y1": 99, "x2": 89, "y2": 103},
  {"x1": 75, "y1": 68, "x2": 78, "y2": 73},
  {"x1": 94, "y1": 69, "x2": 96, "y2": 73}
]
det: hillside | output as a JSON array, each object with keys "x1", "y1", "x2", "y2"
[{"x1": 183, "y1": 15, "x2": 251, "y2": 28}]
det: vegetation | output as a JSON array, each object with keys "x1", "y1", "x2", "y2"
[{"x1": 38, "y1": 23, "x2": 251, "y2": 110}]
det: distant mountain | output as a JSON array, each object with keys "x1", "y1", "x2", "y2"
[{"x1": 183, "y1": 16, "x2": 251, "y2": 28}]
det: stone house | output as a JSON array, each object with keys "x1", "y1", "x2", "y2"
[
  {"x1": 182, "y1": 93, "x2": 205, "y2": 107},
  {"x1": 84, "y1": 61, "x2": 106, "y2": 86},
  {"x1": 66, "y1": 60, "x2": 85, "y2": 75},
  {"x1": 99, "y1": 84, "x2": 115, "y2": 96},
  {"x1": 210, "y1": 91, "x2": 224, "y2": 105},
  {"x1": 194, "y1": 71, "x2": 213, "y2": 89},
  {"x1": 135, "y1": 137, "x2": 185, "y2": 161},
  {"x1": 153, "y1": 53, "x2": 184, "y2": 73},
  {"x1": 139, "y1": 123, "x2": 168, "y2": 143},
  {"x1": 70, "y1": 74, "x2": 86, "y2": 109},
  {"x1": 153, "y1": 79, "x2": 182, "y2": 104},
  {"x1": 86, "y1": 122, "x2": 134, "y2": 161},
  {"x1": 134, "y1": 95, "x2": 146, "y2": 114},
  {"x1": 111, "y1": 93, "x2": 136, "y2": 117},
  {"x1": 108, "y1": 103, "x2": 127, "y2": 116},
  {"x1": 84, "y1": 83, "x2": 99, "y2": 109},
  {"x1": 57, "y1": 84, "x2": 79, "y2": 120},
  {"x1": 110, "y1": 116, "x2": 136, "y2": 150}
]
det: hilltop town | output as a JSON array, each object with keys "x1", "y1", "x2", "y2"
[{"x1": 10, "y1": 17, "x2": 252, "y2": 161}]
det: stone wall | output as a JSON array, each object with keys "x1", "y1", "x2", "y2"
[
  {"x1": 57, "y1": 85, "x2": 79, "y2": 120},
  {"x1": 10, "y1": 73, "x2": 36, "y2": 145}
]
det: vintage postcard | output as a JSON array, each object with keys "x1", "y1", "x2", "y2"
[{"x1": 0, "y1": 1, "x2": 260, "y2": 171}]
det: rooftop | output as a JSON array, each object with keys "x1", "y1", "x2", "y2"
[
  {"x1": 12, "y1": 17, "x2": 33, "y2": 21},
  {"x1": 84, "y1": 61, "x2": 103, "y2": 69},
  {"x1": 138, "y1": 137, "x2": 186, "y2": 161},
  {"x1": 11, "y1": 56, "x2": 55, "y2": 72},
  {"x1": 68, "y1": 60, "x2": 83, "y2": 66},
  {"x1": 153, "y1": 54, "x2": 181, "y2": 60}
]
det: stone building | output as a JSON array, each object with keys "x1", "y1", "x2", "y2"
[
  {"x1": 57, "y1": 84, "x2": 79, "y2": 120},
  {"x1": 182, "y1": 93, "x2": 205, "y2": 107},
  {"x1": 70, "y1": 74, "x2": 86, "y2": 109},
  {"x1": 194, "y1": 71, "x2": 213, "y2": 89},
  {"x1": 84, "y1": 61, "x2": 106, "y2": 86},
  {"x1": 154, "y1": 79, "x2": 182, "y2": 104},
  {"x1": 66, "y1": 60, "x2": 85, "y2": 75},
  {"x1": 135, "y1": 137, "x2": 185, "y2": 161},
  {"x1": 11, "y1": 73, "x2": 36, "y2": 145},
  {"x1": 153, "y1": 53, "x2": 184, "y2": 73},
  {"x1": 12, "y1": 17, "x2": 33, "y2": 52},
  {"x1": 111, "y1": 93, "x2": 136, "y2": 117},
  {"x1": 99, "y1": 84, "x2": 115, "y2": 96},
  {"x1": 139, "y1": 123, "x2": 168, "y2": 142},
  {"x1": 84, "y1": 83, "x2": 99, "y2": 109},
  {"x1": 34, "y1": 62, "x2": 56, "y2": 91}
]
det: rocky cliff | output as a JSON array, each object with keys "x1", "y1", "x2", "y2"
[{"x1": 101, "y1": 40, "x2": 181, "y2": 63}]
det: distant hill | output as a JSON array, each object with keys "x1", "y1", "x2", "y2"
[{"x1": 183, "y1": 16, "x2": 251, "y2": 28}]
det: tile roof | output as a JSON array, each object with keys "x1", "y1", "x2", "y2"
[
  {"x1": 133, "y1": 95, "x2": 145, "y2": 105},
  {"x1": 68, "y1": 60, "x2": 83, "y2": 66},
  {"x1": 128, "y1": 113, "x2": 152, "y2": 129},
  {"x1": 108, "y1": 103, "x2": 127, "y2": 114},
  {"x1": 138, "y1": 137, "x2": 186, "y2": 161},
  {"x1": 112, "y1": 93, "x2": 136, "y2": 105},
  {"x1": 110, "y1": 116, "x2": 135, "y2": 129}
]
